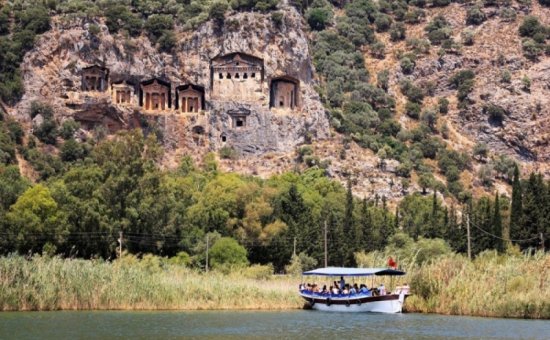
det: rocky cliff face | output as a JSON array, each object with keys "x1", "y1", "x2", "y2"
[{"x1": 14, "y1": 3, "x2": 328, "y2": 156}]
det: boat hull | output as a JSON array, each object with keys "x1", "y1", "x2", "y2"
[{"x1": 301, "y1": 293, "x2": 406, "y2": 313}]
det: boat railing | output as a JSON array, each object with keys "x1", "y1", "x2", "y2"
[{"x1": 299, "y1": 290, "x2": 375, "y2": 298}]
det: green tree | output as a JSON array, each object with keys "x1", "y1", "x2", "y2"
[
  {"x1": 306, "y1": 7, "x2": 331, "y2": 31},
  {"x1": 493, "y1": 193, "x2": 504, "y2": 252},
  {"x1": 6, "y1": 184, "x2": 68, "y2": 254},
  {"x1": 509, "y1": 164, "x2": 522, "y2": 244},
  {"x1": 209, "y1": 237, "x2": 249, "y2": 270}
]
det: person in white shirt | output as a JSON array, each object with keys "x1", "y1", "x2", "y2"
[{"x1": 379, "y1": 283, "x2": 386, "y2": 296}]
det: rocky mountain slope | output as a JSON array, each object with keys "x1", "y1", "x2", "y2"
[{"x1": 4, "y1": 0, "x2": 550, "y2": 204}]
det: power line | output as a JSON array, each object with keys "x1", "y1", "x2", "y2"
[{"x1": 469, "y1": 221, "x2": 542, "y2": 242}]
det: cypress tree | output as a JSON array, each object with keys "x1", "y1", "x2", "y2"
[
  {"x1": 493, "y1": 193, "x2": 504, "y2": 253},
  {"x1": 509, "y1": 164, "x2": 522, "y2": 242},
  {"x1": 343, "y1": 179, "x2": 355, "y2": 265},
  {"x1": 521, "y1": 173, "x2": 540, "y2": 250},
  {"x1": 360, "y1": 198, "x2": 376, "y2": 252}
]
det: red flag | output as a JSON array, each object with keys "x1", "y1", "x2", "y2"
[{"x1": 388, "y1": 257, "x2": 397, "y2": 269}]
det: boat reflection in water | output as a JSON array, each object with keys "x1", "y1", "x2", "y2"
[{"x1": 299, "y1": 267, "x2": 409, "y2": 313}]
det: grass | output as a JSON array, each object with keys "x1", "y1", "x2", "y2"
[
  {"x1": 357, "y1": 249, "x2": 550, "y2": 319},
  {"x1": 1, "y1": 252, "x2": 548, "y2": 319},
  {"x1": 0, "y1": 255, "x2": 302, "y2": 311}
]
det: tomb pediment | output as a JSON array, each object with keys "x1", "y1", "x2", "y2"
[{"x1": 227, "y1": 108, "x2": 251, "y2": 116}]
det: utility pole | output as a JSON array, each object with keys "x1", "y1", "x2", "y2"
[
  {"x1": 466, "y1": 211, "x2": 472, "y2": 260},
  {"x1": 541, "y1": 233, "x2": 545, "y2": 252},
  {"x1": 324, "y1": 220, "x2": 328, "y2": 268},
  {"x1": 205, "y1": 234, "x2": 209, "y2": 272},
  {"x1": 118, "y1": 231, "x2": 123, "y2": 259},
  {"x1": 293, "y1": 237, "x2": 297, "y2": 257}
]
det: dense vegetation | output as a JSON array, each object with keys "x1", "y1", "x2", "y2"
[
  {"x1": 0, "y1": 112, "x2": 548, "y2": 270},
  {"x1": 1, "y1": 239, "x2": 548, "y2": 318}
]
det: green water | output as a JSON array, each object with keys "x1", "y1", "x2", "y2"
[{"x1": 0, "y1": 310, "x2": 548, "y2": 339}]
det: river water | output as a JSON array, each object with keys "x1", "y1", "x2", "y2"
[{"x1": 0, "y1": 310, "x2": 548, "y2": 339}]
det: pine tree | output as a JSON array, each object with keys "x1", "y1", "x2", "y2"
[
  {"x1": 493, "y1": 193, "x2": 504, "y2": 253},
  {"x1": 509, "y1": 164, "x2": 522, "y2": 242}
]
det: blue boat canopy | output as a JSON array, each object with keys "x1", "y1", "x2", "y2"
[{"x1": 302, "y1": 267, "x2": 405, "y2": 277}]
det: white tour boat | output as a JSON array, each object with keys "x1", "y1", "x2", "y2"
[{"x1": 299, "y1": 267, "x2": 409, "y2": 313}]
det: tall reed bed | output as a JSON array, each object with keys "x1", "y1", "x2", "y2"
[
  {"x1": 1, "y1": 253, "x2": 548, "y2": 318},
  {"x1": 0, "y1": 255, "x2": 302, "y2": 311},
  {"x1": 357, "y1": 250, "x2": 550, "y2": 319}
]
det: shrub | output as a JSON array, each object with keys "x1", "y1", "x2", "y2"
[
  {"x1": 400, "y1": 57, "x2": 415, "y2": 74},
  {"x1": 518, "y1": 16, "x2": 544, "y2": 38},
  {"x1": 167, "y1": 251, "x2": 192, "y2": 267},
  {"x1": 390, "y1": 22, "x2": 406, "y2": 41},
  {"x1": 499, "y1": 8, "x2": 516, "y2": 22},
  {"x1": 462, "y1": 29, "x2": 475, "y2": 46},
  {"x1": 522, "y1": 39, "x2": 542, "y2": 61},
  {"x1": 144, "y1": 14, "x2": 173, "y2": 41},
  {"x1": 377, "y1": 70, "x2": 390, "y2": 91},
  {"x1": 34, "y1": 119, "x2": 58, "y2": 145},
  {"x1": 60, "y1": 119, "x2": 80, "y2": 140},
  {"x1": 405, "y1": 101, "x2": 421, "y2": 119},
  {"x1": 425, "y1": 15, "x2": 451, "y2": 45},
  {"x1": 478, "y1": 164, "x2": 494, "y2": 187},
  {"x1": 157, "y1": 30, "x2": 176, "y2": 53},
  {"x1": 400, "y1": 80, "x2": 424, "y2": 103},
  {"x1": 374, "y1": 13, "x2": 392, "y2": 32},
  {"x1": 30, "y1": 101, "x2": 54, "y2": 119},
  {"x1": 60, "y1": 139, "x2": 88, "y2": 162},
  {"x1": 285, "y1": 252, "x2": 317, "y2": 275},
  {"x1": 209, "y1": 1, "x2": 228, "y2": 23},
  {"x1": 432, "y1": 0, "x2": 451, "y2": 7},
  {"x1": 219, "y1": 146, "x2": 238, "y2": 160},
  {"x1": 438, "y1": 97, "x2": 449, "y2": 114},
  {"x1": 500, "y1": 70, "x2": 511, "y2": 83},
  {"x1": 473, "y1": 142, "x2": 489, "y2": 161},
  {"x1": 209, "y1": 237, "x2": 248, "y2": 270},
  {"x1": 307, "y1": 7, "x2": 331, "y2": 31},
  {"x1": 405, "y1": 8, "x2": 425, "y2": 24},
  {"x1": 484, "y1": 104, "x2": 506, "y2": 125},
  {"x1": 242, "y1": 264, "x2": 274, "y2": 280},
  {"x1": 522, "y1": 75, "x2": 531, "y2": 91},
  {"x1": 421, "y1": 109, "x2": 438, "y2": 131},
  {"x1": 6, "y1": 120, "x2": 24, "y2": 145},
  {"x1": 466, "y1": 6, "x2": 486, "y2": 25},
  {"x1": 271, "y1": 11, "x2": 284, "y2": 27},
  {"x1": 370, "y1": 41, "x2": 386, "y2": 59}
]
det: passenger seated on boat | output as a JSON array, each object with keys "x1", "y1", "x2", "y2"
[
  {"x1": 342, "y1": 284, "x2": 349, "y2": 295},
  {"x1": 359, "y1": 284, "x2": 369, "y2": 294},
  {"x1": 378, "y1": 283, "x2": 386, "y2": 296},
  {"x1": 312, "y1": 284, "x2": 320, "y2": 293},
  {"x1": 331, "y1": 286, "x2": 339, "y2": 295},
  {"x1": 349, "y1": 285, "x2": 357, "y2": 295},
  {"x1": 299, "y1": 283, "x2": 306, "y2": 291},
  {"x1": 320, "y1": 285, "x2": 328, "y2": 294}
]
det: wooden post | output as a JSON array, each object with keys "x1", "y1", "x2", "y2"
[
  {"x1": 541, "y1": 233, "x2": 545, "y2": 253},
  {"x1": 293, "y1": 237, "x2": 297, "y2": 257}
]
